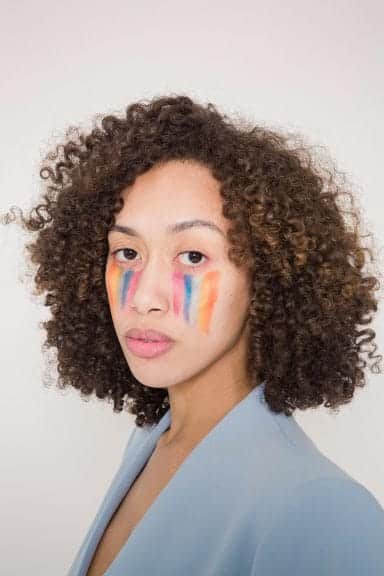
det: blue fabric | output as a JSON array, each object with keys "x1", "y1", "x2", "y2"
[{"x1": 67, "y1": 382, "x2": 384, "y2": 575}]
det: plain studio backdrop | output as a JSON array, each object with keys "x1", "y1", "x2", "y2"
[{"x1": 1, "y1": 0, "x2": 383, "y2": 574}]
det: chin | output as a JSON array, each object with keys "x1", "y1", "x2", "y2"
[{"x1": 126, "y1": 360, "x2": 194, "y2": 391}]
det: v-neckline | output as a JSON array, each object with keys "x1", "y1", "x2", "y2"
[{"x1": 101, "y1": 382, "x2": 266, "y2": 574}]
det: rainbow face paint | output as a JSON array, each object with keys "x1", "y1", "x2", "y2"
[
  {"x1": 106, "y1": 259, "x2": 142, "y2": 311},
  {"x1": 172, "y1": 270, "x2": 220, "y2": 333},
  {"x1": 106, "y1": 259, "x2": 220, "y2": 334}
]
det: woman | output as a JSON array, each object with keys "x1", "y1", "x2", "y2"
[{"x1": 3, "y1": 95, "x2": 384, "y2": 575}]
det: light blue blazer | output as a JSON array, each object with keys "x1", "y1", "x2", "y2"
[{"x1": 67, "y1": 382, "x2": 384, "y2": 575}]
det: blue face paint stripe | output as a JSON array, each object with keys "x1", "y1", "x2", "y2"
[
  {"x1": 183, "y1": 274, "x2": 193, "y2": 322},
  {"x1": 120, "y1": 270, "x2": 133, "y2": 308},
  {"x1": 189, "y1": 274, "x2": 200, "y2": 324}
]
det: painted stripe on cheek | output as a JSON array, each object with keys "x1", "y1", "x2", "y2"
[
  {"x1": 189, "y1": 275, "x2": 201, "y2": 326},
  {"x1": 172, "y1": 271, "x2": 184, "y2": 316},
  {"x1": 183, "y1": 274, "x2": 193, "y2": 323},
  {"x1": 198, "y1": 270, "x2": 220, "y2": 333},
  {"x1": 120, "y1": 269, "x2": 133, "y2": 308},
  {"x1": 123, "y1": 270, "x2": 141, "y2": 308},
  {"x1": 106, "y1": 260, "x2": 121, "y2": 310}
]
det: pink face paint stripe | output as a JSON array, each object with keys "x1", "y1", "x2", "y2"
[
  {"x1": 172, "y1": 271, "x2": 184, "y2": 316},
  {"x1": 198, "y1": 270, "x2": 220, "y2": 333}
]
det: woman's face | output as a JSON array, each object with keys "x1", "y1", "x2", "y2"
[{"x1": 105, "y1": 159, "x2": 251, "y2": 390}]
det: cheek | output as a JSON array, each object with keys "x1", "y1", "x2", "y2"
[
  {"x1": 105, "y1": 260, "x2": 142, "y2": 310},
  {"x1": 173, "y1": 270, "x2": 220, "y2": 333}
]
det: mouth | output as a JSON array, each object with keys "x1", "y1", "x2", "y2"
[
  {"x1": 125, "y1": 336, "x2": 175, "y2": 359},
  {"x1": 125, "y1": 328, "x2": 174, "y2": 343}
]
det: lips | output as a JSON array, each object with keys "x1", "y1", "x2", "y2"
[
  {"x1": 125, "y1": 328, "x2": 174, "y2": 342},
  {"x1": 125, "y1": 337, "x2": 174, "y2": 359}
]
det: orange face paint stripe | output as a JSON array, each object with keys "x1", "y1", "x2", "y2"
[
  {"x1": 106, "y1": 259, "x2": 120, "y2": 310},
  {"x1": 197, "y1": 270, "x2": 220, "y2": 333}
]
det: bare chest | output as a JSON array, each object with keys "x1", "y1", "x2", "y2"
[{"x1": 86, "y1": 444, "x2": 189, "y2": 576}]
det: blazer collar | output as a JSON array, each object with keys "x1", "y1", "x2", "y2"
[{"x1": 148, "y1": 379, "x2": 267, "y2": 442}]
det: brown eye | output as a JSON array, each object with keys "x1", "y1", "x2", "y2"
[
  {"x1": 178, "y1": 251, "x2": 207, "y2": 267},
  {"x1": 113, "y1": 248, "x2": 138, "y2": 263}
]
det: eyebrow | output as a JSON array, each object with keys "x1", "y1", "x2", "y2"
[{"x1": 109, "y1": 219, "x2": 226, "y2": 238}]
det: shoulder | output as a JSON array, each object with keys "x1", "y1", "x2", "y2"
[{"x1": 251, "y1": 476, "x2": 384, "y2": 575}]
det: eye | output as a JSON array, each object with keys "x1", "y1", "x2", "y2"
[
  {"x1": 112, "y1": 248, "x2": 138, "y2": 263},
  {"x1": 110, "y1": 248, "x2": 207, "y2": 268},
  {"x1": 178, "y1": 251, "x2": 207, "y2": 267}
]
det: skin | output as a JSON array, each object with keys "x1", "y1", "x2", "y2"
[{"x1": 105, "y1": 159, "x2": 254, "y2": 453}]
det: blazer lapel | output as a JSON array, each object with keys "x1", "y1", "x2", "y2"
[{"x1": 67, "y1": 410, "x2": 171, "y2": 576}]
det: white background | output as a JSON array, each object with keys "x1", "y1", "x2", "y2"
[{"x1": 0, "y1": 1, "x2": 383, "y2": 574}]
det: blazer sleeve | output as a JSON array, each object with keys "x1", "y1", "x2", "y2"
[{"x1": 250, "y1": 476, "x2": 384, "y2": 576}]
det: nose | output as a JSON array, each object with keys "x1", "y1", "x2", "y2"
[
  {"x1": 127, "y1": 270, "x2": 166, "y2": 314},
  {"x1": 119, "y1": 258, "x2": 170, "y2": 316}
]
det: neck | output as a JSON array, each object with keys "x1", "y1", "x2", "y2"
[{"x1": 157, "y1": 326, "x2": 254, "y2": 450}]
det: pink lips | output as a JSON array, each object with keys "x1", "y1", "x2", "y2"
[
  {"x1": 125, "y1": 328, "x2": 175, "y2": 358},
  {"x1": 125, "y1": 337, "x2": 175, "y2": 359},
  {"x1": 125, "y1": 328, "x2": 173, "y2": 342}
]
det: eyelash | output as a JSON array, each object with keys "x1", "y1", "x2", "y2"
[{"x1": 111, "y1": 248, "x2": 208, "y2": 269}]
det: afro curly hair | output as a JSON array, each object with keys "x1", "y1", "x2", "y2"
[{"x1": 2, "y1": 93, "x2": 383, "y2": 427}]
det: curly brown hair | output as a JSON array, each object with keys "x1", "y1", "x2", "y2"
[{"x1": 2, "y1": 93, "x2": 383, "y2": 427}]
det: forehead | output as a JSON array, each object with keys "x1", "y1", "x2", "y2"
[{"x1": 115, "y1": 160, "x2": 228, "y2": 232}]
